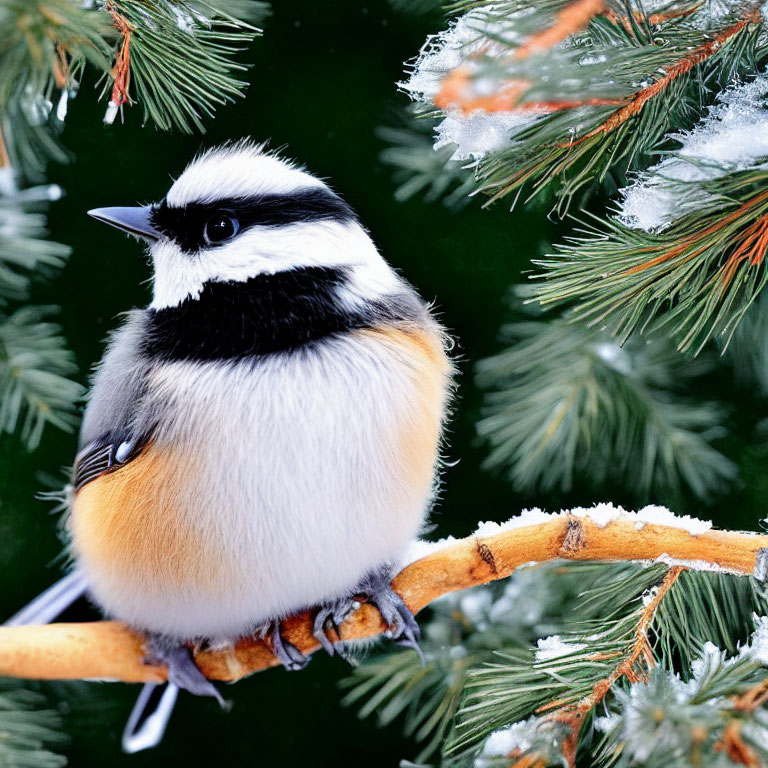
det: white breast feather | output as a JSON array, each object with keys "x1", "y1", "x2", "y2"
[{"x1": 83, "y1": 332, "x2": 443, "y2": 639}]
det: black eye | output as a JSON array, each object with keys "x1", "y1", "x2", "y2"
[{"x1": 203, "y1": 214, "x2": 239, "y2": 245}]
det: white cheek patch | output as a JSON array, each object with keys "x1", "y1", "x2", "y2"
[
  {"x1": 150, "y1": 242, "x2": 209, "y2": 308},
  {"x1": 150, "y1": 142, "x2": 403, "y2": 310},
  {"x1": 149, "y1": 221, "x2": 401, "y2": 310}
]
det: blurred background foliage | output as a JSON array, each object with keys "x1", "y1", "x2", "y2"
[{"x1": 1, "y1": 0, "x2": 767, "y2": 765}]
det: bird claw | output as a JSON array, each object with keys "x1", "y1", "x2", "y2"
[
  {"x1": 259, "y1": 619, "x2": 309, "y2": 671},
  {"x1": 313, "y1": 569, "x2": 423, "y2": 664},
  {"x1": 367, "y1": 582, "x2": 424, "y2": 664},
  {"x1": 312, "y1": 599, "x2": 359, "y2": 663},
  {"x1": 144, "y1": 636, "x2": 225, "y2": 705}
]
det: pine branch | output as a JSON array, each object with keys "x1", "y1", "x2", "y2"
[
  {"x1": 590, "y1": 643, "x2": 768, "y2": 767},
  {"x1": 0, "y1": 1, "x2": 268, "y2": 179},
  {"x1": 0, "y1": 508, "x2": 766, "y2": 685},
  {"x1": 452, "y1": 568, "x2": 768, "y2": 767},
  {"x1": 524, "y1": 69, "x2": 768, "y2": 355},
  {"x1": 476, "y1": 311, "x2": 735, "y2": 499},
  {"x1": 0, "y1": 307, "x2": 84, "y2": 449},
  {"x1": 0, "y1": 683, "x2": 66, "y2": 768},
  {"x1": 725, "y1": 288, "x2": 768, "y2": 397},
  {"x1": 342, "y1": 563, "x2": 597, "y2": 762},
  {"x1": 0, "y1": 178, "x2": 83, "y2": 449},
  {"x1": 102, "y1": 1, "x2": 266, "y2": 132},
  {"x1": 0, "y1": 183, "x2": 70, "y2": 303},
  {"x1": 449, "y1": 565, "x2": 680, "y2": 759},
  {"x1": 529, "y1": 167, "x2": 768, "y2": 354},
  {"x1": 377, "y1": 121, "x2": 477, "y2": 208},
  {"x1": 400, "y1": 0, "x2": 765, "y2": 212},
  {"x1": 0, "y1": 0, "x2": 113, "y2": 179},
  {"x1": 347, "y1": 561, "x2": 768, "y2": 766},
  {"x1": 534, "y1": 567, "x2": 685, "y2": 767},
  {"x1": 473, "y1": 7, "x2": 763, "y2": 213}
]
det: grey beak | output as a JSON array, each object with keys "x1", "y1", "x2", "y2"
[{"x1": 87, "y1": 206, "x2": 162, "y2": 242}]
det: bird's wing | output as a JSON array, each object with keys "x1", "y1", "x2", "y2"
[
  {"x1": 74, "y1": 310, "x2": 154, "y2": 491},
  {"x1": 73, "y1": 434, "x2": 149, "y2": 491}
]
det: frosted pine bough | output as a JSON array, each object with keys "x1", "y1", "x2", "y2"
[
  {"x1": 345, "y1": 505, "x2": 768, "y2": 766},
  {"x1": 394, "y1": 0, "x2": 767, "y2": 209},
  {"x1": 400, "y1": 6, "x2": 541, "y2": 162},
  {"x1": 619, "y1": 73, "x2": 768, "y2": 232},
  {"x1": 529, "y1": 64, "x2": 768, "y2": 354}
]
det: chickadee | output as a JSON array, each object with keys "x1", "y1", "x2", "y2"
[{"x1": 13, "y1": 142, "x2": 452, "y2": 749}]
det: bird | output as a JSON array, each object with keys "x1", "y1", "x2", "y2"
[{"x1": 8, "y1": 141, "x2": 453, "y2": 751}]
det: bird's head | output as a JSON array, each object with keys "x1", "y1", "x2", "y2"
[{"x1": 89, "y1": 141, "x2": 399, "y2": 310}]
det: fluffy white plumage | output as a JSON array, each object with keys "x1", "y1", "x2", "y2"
[
  {"x1": 78, "y1": 327, "x2": 444, "y2": 638},
  {"x1": 166, "y1": 142, "x2": 325, "y2": 205}
]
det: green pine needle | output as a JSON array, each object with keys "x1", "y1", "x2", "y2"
[
  {"x1": 399, "y1": 1, "x2": 765, "y2": 213},
  {"x1": 529, "y1": 168, "x2": 768, "y2": 355},
  {"x1": 345, "y1": 563, "x2": 768, "y2": 767},
  {"x1": 0, "y1": 0, "x2": 113, "y2": 180},
  {"x1": 0, "y1": 682, "x2": 67, "y2": 768},
  {"x1": 476, "y1": 310, "x2": 736, "y2": 501},
  {"x1": 0, "y1": 191, "x2": 70, "y2": 304},
  {"x1": 105, "y1": 1, "x2": 264, "y2": 133},
  {"x1": 0, "y1": 307, "x2": 84, "y2": 450},
  {"x1": 377, "y1": 121, "x2": 477, "y2": 209}
]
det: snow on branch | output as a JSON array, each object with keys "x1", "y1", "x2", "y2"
[
  {"x1": 397, "y1": 0, "x2": 764, "y2": 210},
  {"x1": 619, "y1": 72, "x2": 768, "y2": 232},
  {"x1": 0, "y1": 505, "x2": 767, "y2": 685}
]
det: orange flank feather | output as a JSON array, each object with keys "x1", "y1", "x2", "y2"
[
  {"x1": 70, "y1": 446, "x2": 227, "y2": 593},
  {"x1": 359, "y1": 324, "x2": 452, "y2": 502}
]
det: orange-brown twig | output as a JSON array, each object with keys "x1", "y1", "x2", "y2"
[
  {"x1": 539, "y1": 568, "x2": 685, "y2": 768},
  {"x1": 510, "y1": 754, "x2": 548, "y2": 768},
  {"x1": 721, "y1": 212, "x2": 768, "y2": 287},
  {"x1": 604, "y1": 3, "x2": 702, "y2": 31},
  {"x1": 0, "y1": 123, "x2": 10, "y2": 170},
  {"x1": 514, "y1": 0, "x2": 605, "y2": 59},
  {"x1": 106, "y1": 1, "x2": 133, "y2": 108},
  {"x1": 582, "y1": 10, "x2": 761, "y2": 140},
  {"x1": 624, "y1": 189, "x2": 768, "y2": 277},
  {"x1": 434, "y1": 3, "x2": 757, "y2": 118},
  {"x1": 733, "y1": 677, "x2": 768, "y2": 714},
  {"x1": 434, "y1": 0, "x2": 611, "y2": 113},
  {"x1": 715, "y1": 721, "x2": 761, "y2": 767},
  {"x1": 51, "y1": 44, "x2": 69, "y2": 89},
  {"x1": 0, "y1": 514, "x2": 765, "y2": 685},
  {"x1": 434, "y1": 68, "x2": 623, "y2": 114}
]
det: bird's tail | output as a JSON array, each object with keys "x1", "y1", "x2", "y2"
[
  {"x1": 5, "y1": 570, "x2": 88, "y2": 626},
  {"x1": 122, "y1": 682, "x2": 179, "y2": 753},
  {"x1": 5, "y1": 570, "x2": 180, "y2": 754}
]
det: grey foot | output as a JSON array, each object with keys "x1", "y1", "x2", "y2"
[
  {"x1": 313, "y1": 597, "x2": 362, "y2": 661},
  {"x1": 145, "y1": 636, "x2": 224, "y2": 706},
  {"x1": 314, "y1": 569, "x2": 423, "y2": 663},
  {"x1": 259, "y1": 619, "x2": 309, "y2": 671}
]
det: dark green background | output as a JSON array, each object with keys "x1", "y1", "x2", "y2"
[{"x1": 1, "y1": 1, "x2": 765, "y2": 765}]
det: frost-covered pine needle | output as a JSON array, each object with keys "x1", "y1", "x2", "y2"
[
  {"x1": 619, "y1": 73, "x2": 768, "y2": 232},
  {"x1": 400, "y1": 7, "x2": 539, "y2": 161}
]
